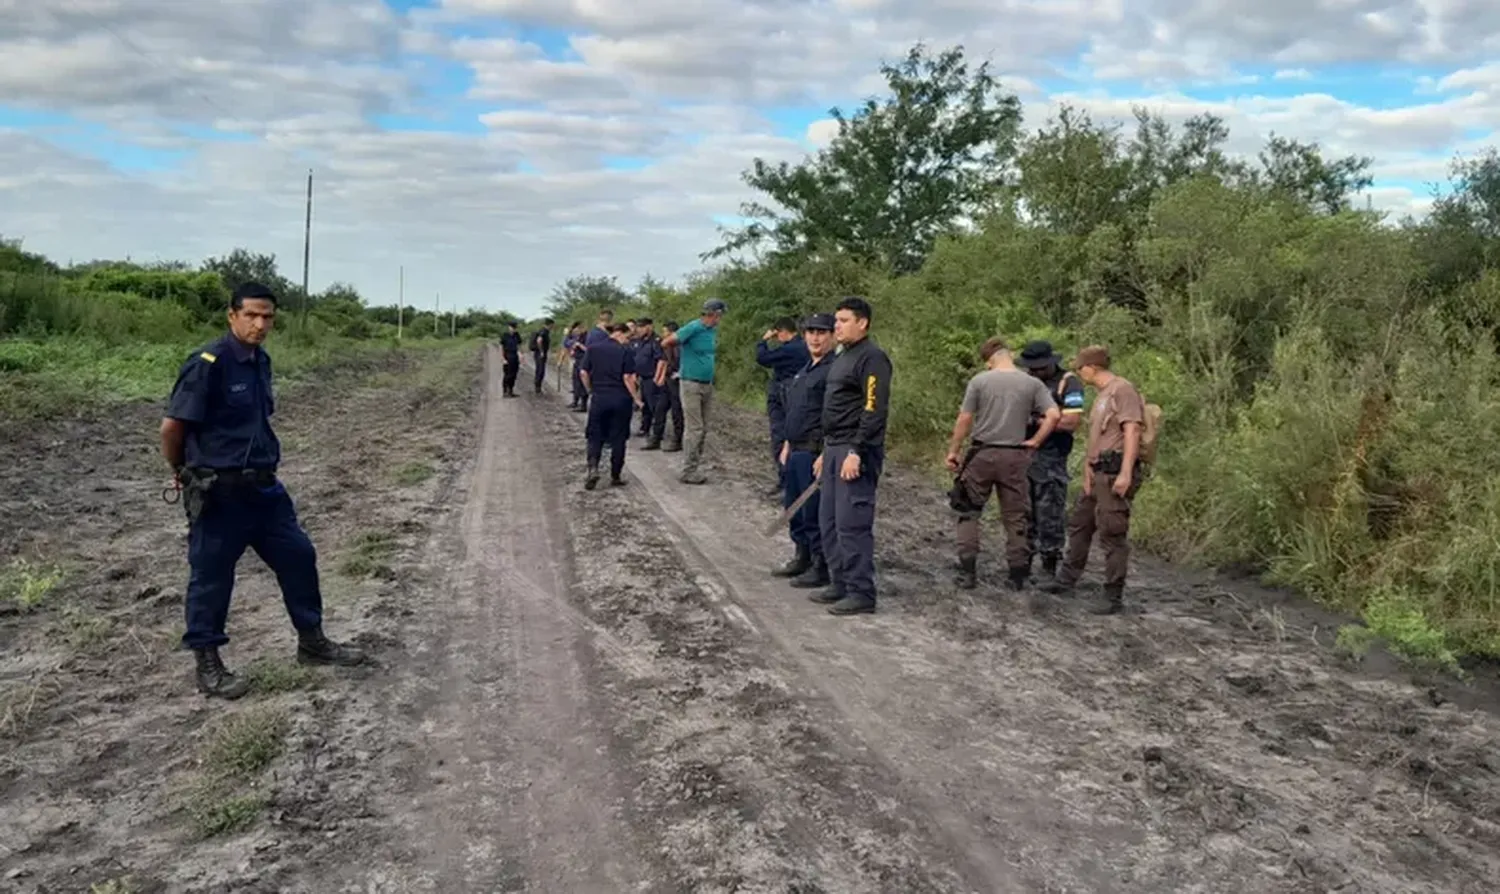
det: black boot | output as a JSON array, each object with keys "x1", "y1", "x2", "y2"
[
  {"x1": 584, "y1": 462, "x2": 600, "y2": 490},
  {"x1": 1005, "y1": 565, "x2": 1030, "y2": 591},
  {"x1": 297, "y1": 627, "x2": 367, "y2": 666},
  {"x1": 193, "y1": 647, "x2": 251, "y2": 699},
  {"x1": 828, "y1": 594, "x2": 876, "y2": 616},
  {"x1": 663, "y1": 436, "x2": 682, "y2": 453},
  {"x1": 772, "y1": 544, "x2": 812, "y2": 578},
  {"x1": 808, "y1": 583, "x2": 844, "y2": 605},
  {"x1": 610, "y1": 474, "x2": 627, "y2": 487},
  {"x1": 1039, "y1": 553, "x2": 1059, "y2": 582},
  {"x1": 956, "y1": 555, "x2": 977, "y2": 590},
  {"x1": 789, "y1": 554, "x2": 830, "y2": 588},
  {"x1": 642, "y1": 438, "x2": 661, "y2": 451},
  {"x1": 1090, "y1": 584, "x2": 1125, "y2": 615}
]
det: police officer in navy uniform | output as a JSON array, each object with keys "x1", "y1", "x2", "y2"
[
  {"x1": 579, "y1": 322, "x2": 644, "y2": 489},
  {"x1": 160, "y1": 281, "x2": 366, "y2": 700},
  {"x1": 652, "y1": 320, "x2": 685, "y2": 452},
  {"x1": 499, "y1": 320, "x2": 523, "y2": 397},
  {"x1": 771, "y1": 313, "x2": 835, "y2": 588},
  {"x1": 756, "y1": 316, "x2": 810, "y2": 497},
  {"x1": 809, "y1": 297, "x2": 892, "y2": 616},
  {"x1": 528, "y1": 318, "x2": 553, "y2": 394},
  {"x1": 631, "y1": 318, "x2": 665, "y2": 443}
]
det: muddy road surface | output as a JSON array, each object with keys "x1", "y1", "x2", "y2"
[{"x1": 3, "y1": 344, "x2": 1499, "y2": 893}]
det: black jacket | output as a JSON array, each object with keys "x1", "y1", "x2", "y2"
[
  {"x1": 782, "y1": 353, "x2": 834, "y2": 445},
  {"x1": 821, "y1": 338, "x2": 892, "y2": 450}
]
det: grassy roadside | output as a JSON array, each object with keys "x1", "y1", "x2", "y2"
[{"x1": 0, "y1": 330, "x2": 477, "y2": 420}]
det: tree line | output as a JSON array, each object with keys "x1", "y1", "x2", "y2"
[
  {"x1": 542, "y1": 43, "x2": 1500, "y2": 666},
  {"x1": 0, "y1": 241, "x2": 521, "y2": 344}
]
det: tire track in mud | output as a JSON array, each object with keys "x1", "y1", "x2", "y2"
[
  {"x1": 522, "y1": 357, "x2": 987, "y2": 893},
  {"x1": 344, "y1": 350, "x2": 653, "y2": 892}
]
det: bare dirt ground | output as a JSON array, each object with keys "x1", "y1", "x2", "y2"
[{"x1": 3, "y1": 344, "x2": 1499, "y2": 893}]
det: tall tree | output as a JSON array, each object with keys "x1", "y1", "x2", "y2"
[
  {"x1": 708, "y1": 42, "x2": 1024, "y2": 276},
  {"x1": 542, "y1": 274, "x2": 634, "y2": 319}
]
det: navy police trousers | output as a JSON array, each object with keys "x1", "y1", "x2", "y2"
[
  {"x1": 818, "y1": 444, "x2": 882, "y2": 603},
  {"x1": 586, "y1": 395, "x2": 634, "y2": 478},
  {"x1": 783, "y1": 448, "x2": 822, "y2": 556},
  {"x1": 183, "y1": 481, "x2": 323, "y2": 649}
]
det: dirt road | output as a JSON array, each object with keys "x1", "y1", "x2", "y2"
[{"x1": 3, "y1": 344, "x2": 1499, "y2": 893}]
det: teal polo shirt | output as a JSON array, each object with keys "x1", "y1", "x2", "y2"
[{"x1": 676, "y1": 318, "x2": 718, "y2": 383}]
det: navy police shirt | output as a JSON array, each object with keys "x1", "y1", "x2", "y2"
[
  {"x1": 756, "y1": 335, "x2": 810, "y2": 386},
  {"x1": 579, "y1": 338, "x2": 637, "y2": 399},
  {"x1": 166, "y1": 333, "x2": 280, "y2": 470},
  {"x1": 782, "y1": 354, "x2": 833, "y2": 445},
  {"x1": 500, "y1": 330, "x2": 522, "y2": 359},
  {"x1": 632, "y1": 336, "x2": 663, "y2": 383}
]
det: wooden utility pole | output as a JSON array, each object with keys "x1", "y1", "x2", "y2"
[
  {"x1": 434, "y1": 293, "x2": 440, "y2": 335},
  {"x1": 301, "y1": 169, "x2": 312, "y2": 328},
  {"x1": 397, "y1": 266, "x2": 404, "y2": 339}
]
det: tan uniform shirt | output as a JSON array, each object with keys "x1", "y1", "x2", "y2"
[{"x1": 1086, "y1": 376, "x2": 1145, "y2": 464}]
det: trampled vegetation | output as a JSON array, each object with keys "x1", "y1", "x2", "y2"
[{"x1": 540, "y1": 44, "x2": 1500, "y2": 665}]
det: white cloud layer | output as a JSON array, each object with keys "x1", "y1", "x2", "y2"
[{"x1": 0, "y1": 0, "x2": 1495, "y2": 314}]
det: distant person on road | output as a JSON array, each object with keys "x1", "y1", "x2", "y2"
[
  {"x1": 756, "y1": 316, "x2": 810, "y2": 497},
  {"x1": 1018, "y1": 340, "x2": 1085, "y2": 583},
  {"x1": 499, "y1": 320, "x2": 522, "y2": 397},
  {"x1": 159, "y1": 281, "x2": 366, "y2": 700},
  {"x1": 651, "y1": 320, "x2": 685, "y2": 452},
  {"x1": 945, "y1": 337, "x2": 1060, "y2": 591},
  {"x1": 808, "y1": 297, "x2": 891, "y2": 616},
  {"x1": 562, "y1": 322, "x2": 588, "y2": 411},
  {"x1": 1041, "y1": 345, "x2": 1145, "y2": 615},
  {"x1": 586, "y1": 308, "x2": 614, "y2": 347},
  {"x1": 579, "y1": 322, "x2": 644, "y2": 489},
  {"x1": 660, "y1": 298, "x2": 726, "y2": 484},
  {"x1": 529, "y1": 318, "x2": 554, "y2": 394},
  {"x1": 771, "y1": 312, "x2": 836, "y2": 589},
  {"x1": 631, "y1": 318, "x2": 665, "y2": 442}
]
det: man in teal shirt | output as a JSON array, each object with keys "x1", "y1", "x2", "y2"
[{"x1": 660, "y1": 298, "x2": 726, "y2": 484}]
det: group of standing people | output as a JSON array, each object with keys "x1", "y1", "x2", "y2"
[
  {"x1": 760, "y1": 319, "x2": 1148, "y2": 617},
  {"x1": 524, "y1": 295, "x2": 1146, "y2": 619}
]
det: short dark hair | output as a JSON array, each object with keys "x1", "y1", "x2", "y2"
[
  {"x1": 635, "y1": 317, "x2": 653, "y2": 326},
  {"x1": 598, "y1": 308, "x2": 614, "y2": 318},
  {"x1": 543, "y1": 317, "x2": 554, "y2": 325},
  {"x1": 772, "y1": 316, "x2": 797, "y2": 332},
  {"x1": 606, "y1": 322, "x2": 631, "y2": 334},
  {"x1": 835, "y1": 296, "x2": 872, "y2": 325},
  {"x1": 508, "y1": 320, "x2": 518, "y2": 328},
  {"x1": 230, "y1": 281, "x2": 277, "y2": 310},
  {"x1": 663, "y1": 320, "x2": 679, "y2": 330},
  {"x1": 979, "y1": 336, "x2": 1009, "y2": 361}
]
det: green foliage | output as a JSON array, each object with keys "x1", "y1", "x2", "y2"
[
  {"x1": 544, "y1": 42, "x2": 1500, "y2": 663},
  {"x1": 710, "y1": 43, "x2": 1024, "y2": 276}
]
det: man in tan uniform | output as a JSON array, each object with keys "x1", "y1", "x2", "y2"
[
  {"x1": 1041, "y1": 345, "x2": 1145, "y2": 615},
  {"x1": 945, "y1": 337, "x2": 1061, "y2": 591}
]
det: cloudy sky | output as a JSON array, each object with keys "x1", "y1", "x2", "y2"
[{"x1": 2, "y1": 1, "x2": 1497, "y2": 317}]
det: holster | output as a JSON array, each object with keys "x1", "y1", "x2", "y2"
[
  {"x1": 947, "y1": 445, "x2": 983, "y2": 513},
  {"x1": 1090, "y1": 451, "x2": 1136, "y2": 477},
  {"x1": 179, "y1": 467, "x2": 218, "y2": 525}
]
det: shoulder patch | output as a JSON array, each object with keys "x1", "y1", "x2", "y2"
[{"x1": 199, "y1": 351, "x2": 217, "y2": 363}]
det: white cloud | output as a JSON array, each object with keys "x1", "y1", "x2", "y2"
[{"x1": 0, "y1": 0, "x2": 1495, "y2": 314}]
